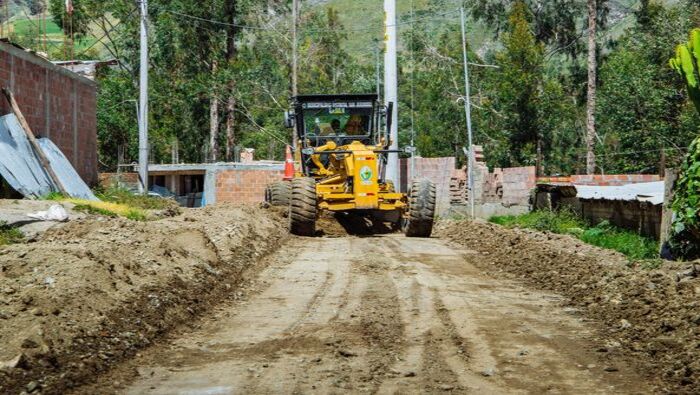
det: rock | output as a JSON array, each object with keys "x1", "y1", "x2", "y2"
[
  {"x1": 338, "y1": 349, "x2": 357, "y2": 358},
  {"x1": 21, "y1": 338, "x2": 39, "y2": 349},
  {"x1": 0, "y1": 353, "x2": 28, "y2": 370},
  {"x1": 439, "y1": 384, "x2": 455, "y2": 391},
  {"x1": 481, "y1": 368, "x2": 495, "y2": 377},
  {"x1": 517, "y1": 349, "x2": 529, "y2": 357},
  {"x1": 26, "y1": 381, "x2": 39, "y2": 392},
  {"x1": 30, "y1": 308, "x2": 43, "y2": 316},
  {"x1": 403, "y1": 371, "x2": 417, "y2": 377},
  {"x1": 620, "y1": 319, "x2": 632, "y2": 329},
  {"x1": 604, "y1": 366, "x2": 619, "y2": 372}
]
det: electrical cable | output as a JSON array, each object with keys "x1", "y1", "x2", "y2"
[{"x1": 165, "y1": 8, "x2": 461, "y2": 34}]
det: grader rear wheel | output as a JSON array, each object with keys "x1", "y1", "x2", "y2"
[
  {"x1": 289, "y1": 177, "x2": 317, "y2": 236},
  {"x1": 265, "y1": 181, "x2": 291, "y2": 206},
  {"x1": 404, "y1": 179, "x2": 436, "y2": 238}
]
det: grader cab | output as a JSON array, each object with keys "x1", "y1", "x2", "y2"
[{"x1": 265, "y1": 94, "x2": 435, "y2": 237}]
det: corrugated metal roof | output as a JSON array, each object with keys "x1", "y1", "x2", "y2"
[
  {"x1": 0, "y1": 114, "x2": 97, "y2": 200},
  {"x1": 575, "y1": 181, "x2": 664, "y2": 205}
]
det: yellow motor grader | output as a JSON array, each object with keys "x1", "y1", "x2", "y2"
[{"x1": 265, "y1": 94, "x2": 435, "y2": 237}]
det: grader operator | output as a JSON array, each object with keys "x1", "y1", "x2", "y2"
[{"x1": 265, "y1": 94, "x2": 436, "y2": 237}]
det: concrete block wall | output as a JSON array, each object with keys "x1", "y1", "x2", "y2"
[
  {"x1": 502, "y1": 167, "x2": 537, "y2": 207},
  {"x1": 0, "y1": 41, "x2": 97, "y2": 185},
  {"x1": 580, "y1": 199, "x2": 662, "y2": 239},
  {"x1": 214, "y1": 168, "x2": 285, "y2": 204},
  {"x1": 400, "y1": 157, "x2": 457, "y2": 215}
]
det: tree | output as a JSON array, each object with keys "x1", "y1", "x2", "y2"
[{"x1": 494, "y1": 1, "x2": 544, "y2": 169}]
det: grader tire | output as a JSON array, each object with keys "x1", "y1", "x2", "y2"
[
  {"x1": 290, "y1": 177, "x2": 317, "y2": 236},
  {"x1": 265, "y1": 181, "x2": 291, "y2": 206},
  {"x1": 404, "y1": 179, "x2": 436, "y2": 238}
]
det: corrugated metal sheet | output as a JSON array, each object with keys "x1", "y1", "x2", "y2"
[
  {"x1": 0, "y1": 114, "x2": 97, "y2": 200},
  {"x1": 0, "y1": 114, "x2": 53, "y2": 197},
  {"x1": 575, "y1": 181, "x2": 664, "y2": 205},
  {"x1": 38, "y1": 139, "x2": 97, "y2": 200}
]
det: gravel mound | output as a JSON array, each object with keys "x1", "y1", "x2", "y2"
[{"x1": 436, "y1": 219, "x2": 700, "y2": 394}]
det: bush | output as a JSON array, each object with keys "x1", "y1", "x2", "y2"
[
  {"x1": 0, "y1": 221, "x2": 23, "y2": 246},
  {"x1": 490, "y1": 210, "x2": 659, "y2": 261},
  {"x1": 669, "y1": 136, "x2": 700, "y2": 260}
]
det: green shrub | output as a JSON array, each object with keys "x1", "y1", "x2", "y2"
[
  {"x1": 0, "y1": 221, "x2": 23, "y2": 246},
  {"x1": 490, "y1": 211, "x2": 658, "y2": 261},
  {"x1": 669, "y1": 29, "x2": 700, "y2": 260}
]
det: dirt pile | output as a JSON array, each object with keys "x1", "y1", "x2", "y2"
[
  {"x1": 436, "y1": 220, "x2": 700, "y2": 393},
  {"x1": 0, "y1": 204, "x2": 286, "y2": 394}
]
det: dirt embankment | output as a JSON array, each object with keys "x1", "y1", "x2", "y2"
[
  {"x1": 0, "y1": 205, "x2": 287, "y2": 394},
  {"x1": 436, "y1": 220, "x2": 700, "y2": 394}
]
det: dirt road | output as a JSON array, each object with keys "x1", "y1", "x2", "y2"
[{"x1": 92, "y1": 234, "x2": 651, "y2": 394}]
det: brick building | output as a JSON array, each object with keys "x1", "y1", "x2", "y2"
[
  {"x1": 0, "y1": 39, "x2": 98, "y2": 185},
  {"x1": 142, "y1": 163, "x2": 285, "y2": 207}
]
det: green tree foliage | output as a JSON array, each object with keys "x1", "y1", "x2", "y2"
[
  {"x1": 24, "y1": 0, "x2": 700, "y2": 182},
  {"x1": 668, "y1": 27, "x2": 700, "y2": 259},
  {"x1": 597, "y1": 4, "x2": 699, "y2": 174},
  {"x1": 76, "y1": 1, "x2": 373, "y2": 168},
  {"x1": 494, "y1": 2, "x2": 544, "y2": 166},
  {"x1": 470, "y1": 0, "x2": 608, "y2": 58},
  {"x1": 488, "y1": 2, "x2": 579, "y2": 173}
]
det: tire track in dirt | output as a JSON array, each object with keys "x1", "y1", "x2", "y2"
[{"x1": 72, "y1": 232, "x2": 655, "y2": 394}]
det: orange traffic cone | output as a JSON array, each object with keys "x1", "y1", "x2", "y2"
[{"x1": 283, "y1": 145, "x2": 294, "y2": 180}]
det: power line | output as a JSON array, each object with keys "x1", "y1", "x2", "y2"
[{"x1": 165, "y1": 8, "x2": 460, "y2": 34}]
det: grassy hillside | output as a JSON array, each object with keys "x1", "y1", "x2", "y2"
[
  {"x1": 4, "y1": 15, "x2": 103, "y2": 58},
  {"x1": 313, "y1": 0, "x2": 680, "y2": 61},
  {"x1": 312, "y1": 0, "x2": 491, "y2": 58}
]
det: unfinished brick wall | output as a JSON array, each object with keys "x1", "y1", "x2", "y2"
[
  {"x1": 0, "y1": 41, "x2": 98, "y2": 185},
  {"x1": 538, "y1": 174, "x2": 661, "y2": 186},
  {"x1": 99, "y1": 172, "x2": 139, "y2": 190},
  {"x1": 215, "y1": 168, "x2": 285, "y2": 204}
]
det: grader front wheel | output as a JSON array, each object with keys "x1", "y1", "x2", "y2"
[
  {"x1": 265, "y1": 181, "x2": 291, "y2": 206},
  {"x1": 290, "y1": 177, "x2": 318, "y2": 236},
  {"x1": 404, "y1": 179, "x2": 436, "y2": 238}
]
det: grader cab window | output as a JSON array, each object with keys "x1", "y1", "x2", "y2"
[{"x1": 302, "y1": 102, "x2": 373, "y2": 145}]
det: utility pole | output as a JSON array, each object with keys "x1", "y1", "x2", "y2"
[
  {"x1": 586, "y1": 0, "x2": 597, "y2": 175},
  {"x1": 138, "y1": 0, "x2": 149, "y2": 194},
  {"x1": 291, "y1": 0, "x2": 299, "y2": 97},
  {"x1": 374, "y1": 42, "x2": 380, "y2": 100},
  {"x1": 460, "y1": 7, "x2": 475, "y2": 219},
  {"x1": 384, "y1": 0, "x2": 399, "y2": 186}
]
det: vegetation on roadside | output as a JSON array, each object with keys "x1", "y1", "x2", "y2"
[
  {"x1": 490, "y1": 210, "x2": 659, "y2": 261},
  {"x1": 42, "y1": 186, "x2": 176, "y2": 221},
  {"x1": 94, "y1": 186, "x2": 176, "y2": 211},
  {"x1": 667, "y1": 28, "x2": 700, "y2": 260},
  {"x1": 0, "y1": 221, "x2": 23, "y2": 246},
  {"x1": 70, "y1": 199, "x2": 148, "y2": 221}
]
